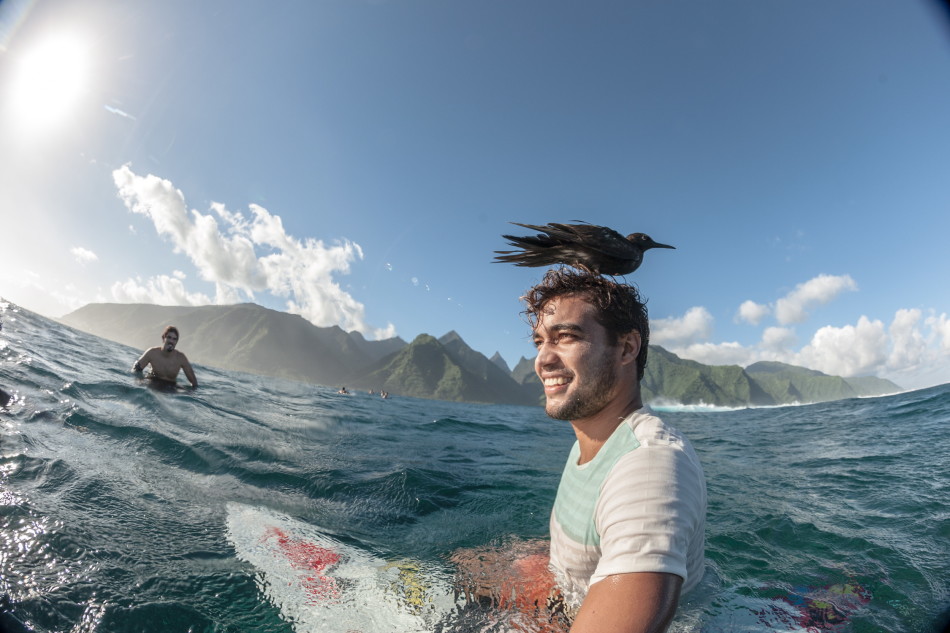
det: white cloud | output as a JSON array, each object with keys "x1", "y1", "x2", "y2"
[
  {"x1": 104, "y1": 104, "x2": 136, "y2": 120},
  {"x1": 111, "y1": 166, "x2": 394, "y2": 338},
  {"x1": 664, "y1": 341, "x2": 753, "y2": 367},
  {"x1": 774, "y1": 274, "x2": 857, "y2": 324},
  {"x1": 111, "y1": 275, "x2": 212, "y2": 306},
  {"x1": 657, "y1": 303, "x2": 950, "y2": 391},
  {"x1": 927, "y1": 313, "x2": 950, "y2": 352},
  {"x1": 736, "y1": 300, "x2": 770, "y2": 325},
  {"x1": 887, "y1": 309, "x2": 927, "y2": 372},
  {"x1": 761, "y1": 326, "x2": 796, "y2": 351},
  {"x1": 70, "y1": 246, "x2": 98, "y2": 264},
  {"x1": 653, "y1": 275, "x2": 950, "y2": 389},
  {"x1": 373, "y1": 323, "x2": 398, "y2": 340},
  {"x1": 651, "y1": 306, "x2": 713, "y2": 347},
  {"x1": 796, "y1": 315, "x2": 888, "y2": 377}
]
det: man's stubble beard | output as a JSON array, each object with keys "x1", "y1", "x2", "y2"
[{"x1": 544, "y1": 356, "x2": 618, "y2": 421}]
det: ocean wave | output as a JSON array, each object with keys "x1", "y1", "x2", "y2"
[{"x1": 0, "y1": 302, "x2": 947, "y2": 632}]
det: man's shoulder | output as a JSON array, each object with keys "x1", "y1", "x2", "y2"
[{"x1": 623, "y1": 408, "x2": 688, "y2": 448}]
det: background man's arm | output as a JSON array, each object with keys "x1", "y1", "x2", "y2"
[
  {"x1": 181, "y1": 356, "x2": 198, "y2": 388},
  {"x1": 569, "y1": 572, "x2": 682, "y2": 633},
  {"x1": 132, "y1": 349, "x2": 152, "y2": 373}
]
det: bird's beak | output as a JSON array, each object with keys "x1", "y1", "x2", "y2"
[{"x1": 652, "y1": 242, "x2": 675, "y2": 250}]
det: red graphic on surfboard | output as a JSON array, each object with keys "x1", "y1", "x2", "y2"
[
  {"x1": 263, "y1": 526, "x2": 342, "y2": 602},
  {"x1": 226, "y1": 502, "x2": 457, "y2": 633}
]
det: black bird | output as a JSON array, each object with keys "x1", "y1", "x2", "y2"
[{"x1": 494, "y1": 222, "x2": 675, "y2": 276}]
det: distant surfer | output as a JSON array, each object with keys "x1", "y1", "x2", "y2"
[{"x1": 132, "y1": 325, "x2": 198, "y2": 388}]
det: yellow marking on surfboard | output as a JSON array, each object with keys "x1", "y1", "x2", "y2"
[{"x1": 383, "y1": 560, "x2": 433, "y2": 614}]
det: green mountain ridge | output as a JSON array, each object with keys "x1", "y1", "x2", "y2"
[
  {"x1": 350, "y1": 334, "x2": 535, "y2": 405},
  {"x1": 58, "y1": 302, "x2": 901, "y2": 407}
]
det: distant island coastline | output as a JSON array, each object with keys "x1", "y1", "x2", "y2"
[{"x1": 58, "y1": 302, "x2": 901, "y2": 408}]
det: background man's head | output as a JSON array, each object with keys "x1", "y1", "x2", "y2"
[
  {"x1": 162, "y1": 325, "x2": 180, "y2": 351},
  {"x1": 522, "y1": 268, "x2": 650, "y2": 381}
]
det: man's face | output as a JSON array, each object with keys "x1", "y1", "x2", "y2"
[
  {"x1": 162, "y1": 331, "x2": 179, "y2": 353},
  {"x1": 533, "y1": 295, "x2": 622, "y2": 421}
]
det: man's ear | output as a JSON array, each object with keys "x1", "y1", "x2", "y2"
[{"x1": 619, "y1": 330, "x2": 641, "y2": 366}]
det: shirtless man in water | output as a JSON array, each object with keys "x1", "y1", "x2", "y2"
[{"x1": 132, "y1": 325, "x2": 198, "y2": 388}]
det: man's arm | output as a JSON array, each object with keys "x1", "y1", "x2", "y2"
[
  {"x1": 450, "y1": 541, "x2": 554, "y2": 610},
  {"x1": 569, "y1": 572, "x2": 682, "y2": 633},
  {"x1": 181, "y1": 355, "x2": 198, "y2": 388},
  {"x1": 132, "y1": 349, "x2": 153, "y2": 373}
]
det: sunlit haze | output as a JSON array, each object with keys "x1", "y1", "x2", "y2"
[{"x1": 7, "y1": 29, "x2": 90, "y2": 134}]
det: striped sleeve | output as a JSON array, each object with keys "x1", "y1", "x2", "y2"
[{"x1": 590, "y1": 434, "x2": 706, "y2": 593}]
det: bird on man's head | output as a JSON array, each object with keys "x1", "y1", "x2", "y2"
[{"x1": 494, "y1": 222, "x2": 675, "y2": 276}]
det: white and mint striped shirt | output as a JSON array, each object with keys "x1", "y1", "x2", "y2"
[{"x1": 549, "y1": 407, "x2": 707, "y2": 611}]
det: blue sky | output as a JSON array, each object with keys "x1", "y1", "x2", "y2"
[{"x1": 2, "y1": 0, "x2": 949, "y2": 391}]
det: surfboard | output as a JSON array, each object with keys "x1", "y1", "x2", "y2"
[{"x1": 225, "y1": 502, "x2": 455, "y2": 633}]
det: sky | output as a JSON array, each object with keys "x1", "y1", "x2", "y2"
[{"x1": 1, "y1": 0, "x2": 949, "y2": 391}]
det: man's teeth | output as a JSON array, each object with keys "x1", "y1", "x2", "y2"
[{"x1": 544, "y1": 377, "x2": 570, "y2": 386}]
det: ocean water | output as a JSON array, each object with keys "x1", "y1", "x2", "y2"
[{"x1": 0, "y1": 300, "x2": 948, "y2": 633}]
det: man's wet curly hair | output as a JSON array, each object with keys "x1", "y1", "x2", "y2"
[{"x1": 522, "y1": 267, "x2": 650, "y2": 380}]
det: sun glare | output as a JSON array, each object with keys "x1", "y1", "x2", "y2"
[{"x1": 9, "y1": 31, "x2": 90, "y2": 133}]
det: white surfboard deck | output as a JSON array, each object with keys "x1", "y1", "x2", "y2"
[{"x1": 225, "y1": 502, "x2": 455, "y2": 633}]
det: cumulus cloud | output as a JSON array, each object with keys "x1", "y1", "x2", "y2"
[
  {"x1": 663, "y1": 341, "x2": 753, "y2": 367},
  {"x1": 887, "y1": 309, "x2": 927, "y2": 372},
  {"x1": 111, "y1": 165, "x2": 394, "y2": 339},
  {"x1": 70, "y1": 246, "x2": 98, "y2": 264},
  {"x1": 761, "y1": 326, "x2": 796, "y2": 352},
  {"x1": 774, "y1": 274, "x2": 857, "y2": 324},
  {"x1": 785, "y1": 310, "x2": 950, "y2": 385},
  {"x1": 111, "y1": 274, "x2": 212, "y2": 306},
  {"x1": 736, "y1": 300, "x2": 770, "y2": 325},
  {"x1": 652, "y1": 306, "x2": 714, "y2": 347},
  {"x1": 647, "y1": 301, "x2": 950, "y2": 390},
  {"x1": 927, "y1": 313, "x2": 950, "y2": 352},
  {"x1": 796, "y1": 315, "x2": 888, "y2": 377},
  {"x1": 654, "y1": 275, "x2": 950, "y2": 389}
]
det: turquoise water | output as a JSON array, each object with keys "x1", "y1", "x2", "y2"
[{"x1": 0, "y1": 300, "x2": 948, "y2": 632}]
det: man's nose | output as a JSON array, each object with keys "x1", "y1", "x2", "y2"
[{"x1": 535, "y1": 340, "x2": 559, "y2": 370}]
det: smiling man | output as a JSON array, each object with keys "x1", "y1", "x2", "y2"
[
  {"x1": 525, "y1": 268, "x2": 706, "y2": 633},
  {"x1": 132, "y1": 325, "x2": 198, "y2": 388}
]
